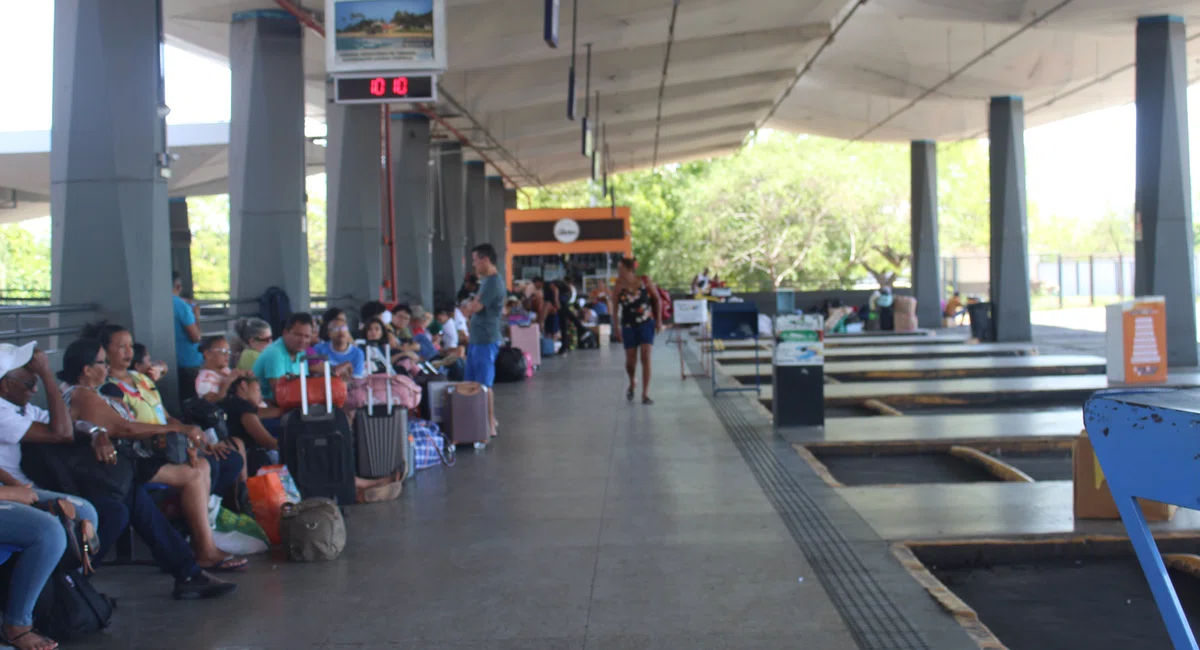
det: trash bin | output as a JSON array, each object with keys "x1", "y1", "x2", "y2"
[{"x1": 966, "y1": 302, "x2": 993, "y2": 342}]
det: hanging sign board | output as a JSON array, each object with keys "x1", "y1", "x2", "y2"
[{"x1": 326, "y1": 0, "x2": 448, "y2": 74}]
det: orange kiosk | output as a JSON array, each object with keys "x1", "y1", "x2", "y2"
[{"x1": 504, "y1": 207, "x2": 633, "y2": 288}]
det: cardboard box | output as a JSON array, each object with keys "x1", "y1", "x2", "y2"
[
  {"x1": 674, "y1": 299, "x2": 708, "y2": 325},
  {"x1": 1073, "y1": 432, "x2": 1176, "y2": 521}
]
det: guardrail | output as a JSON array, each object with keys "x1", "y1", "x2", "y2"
[{"x1": 0, "y1": 303, "x2": 98, "y2": 344}]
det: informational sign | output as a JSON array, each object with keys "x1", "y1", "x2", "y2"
[
  {"x1": 333, "y1": 72, "x2": 437, "y2": 104},
  {"x1": 1105, "y1": 296, "x2": 1167, "y2": 384},
  {"x1": 553, "y1": 218, "x2": 581, "y2": 243},
  {"x1": 674, "y1": 299, "x2": 707, "y2": 325},
  {"x1": 775, "y1": 314, "x2": 824, "y2": 367},
  {"x1": 326, "y1": 0, "x2": 447, "y2": 74}
]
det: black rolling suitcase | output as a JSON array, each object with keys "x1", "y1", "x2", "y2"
[{"x1": 281, "y1": 361, "x2": 357, "y2": 505}]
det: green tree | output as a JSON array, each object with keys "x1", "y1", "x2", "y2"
[{"x1": 0, "y1": 217, "x2": 52, "y2": 298}]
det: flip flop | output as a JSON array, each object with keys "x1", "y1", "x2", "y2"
[
  {"x1": 201, "y1": 556, "x2": 249, "y2": 573},
  {"x1": 642, "y1": 396, "x2": 655, "y2": 405},
  {"x1": 626, "y1": 388, "x2": 634, "y2": 402}
]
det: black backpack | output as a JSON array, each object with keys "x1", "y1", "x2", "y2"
[
  {"x1": 494, "y1": 345, "x2": 528, "y2": 383},
  {"x1": 181, "y1": 397, "x2": 230, "y2": 441},
  {"x1": 0, "y1": 562, "x2": 115, "y2": 642},
  {"x1": 258, "y1": 286, "x2": 293, "y2": 338}
]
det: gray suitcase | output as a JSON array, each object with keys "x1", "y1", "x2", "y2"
[
  {"x1": 353, "y1": 371, "x2": 408, "y2": 479},
  {"x1": 444, "y1": 383, "x2": 490, "y2": 449}
]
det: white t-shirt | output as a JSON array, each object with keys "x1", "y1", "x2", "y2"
[
  {"x1": 0, "y1": 397, "x2": 49, "y2": 485},
  {"x1": 453, "y1": 307, "x2": 469, "y2": 337},
  {"x1": 440, "y1": 319, "x2": 459, "y2": 349}
]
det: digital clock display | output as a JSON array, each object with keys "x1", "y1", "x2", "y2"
[{"x1": 333, "y1": 74, "x2": 437, "y2": 104}]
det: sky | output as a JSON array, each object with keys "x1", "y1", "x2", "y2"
[{"x1": 0, "y1": 0, "x2": 1193, "y2": 224}]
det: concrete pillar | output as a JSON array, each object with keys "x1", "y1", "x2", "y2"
[
  {"x1": 51, "y1": 0, "x2": 176, "y2": 403},
  {"x1": 988, "y1": 96, "x2": 1033, "y2": 343},
  {"x1": 910, "y1": 141, "x2": 941, "y2": 329},
  {"x1": 390, "y1": 113, "x2": 434, "y2": 308},
  {"x1": 465, "y1": 161, "x2": 487, "y2": 249},
  {"x1": 1134, "y1": 15, "x2": 1198, "y2": 366},
  {"x1": 432, "y1": 143, "x2": 466, "y2": 305},
  {"x1": 327, "y1": 94, "x2": 382, "y2": 311},
  {"x1": 229, "y1": 10, "x2": 308, "y2": 313},
  {"x1": 504, "y1": 188, "x2": 518, "y2": 210},
  {"x1": 486, "y1": 176, "x2": 507, "y2": 286},
  {"x1": 169, "y1": 198, "x2": 194, "y2": 299}
]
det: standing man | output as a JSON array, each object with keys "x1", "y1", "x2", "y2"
[
  {"x1": 173, "y1": 271, "x2": 204, "y2": 399},
  {"x1": 462, "y1": 244, "x2": 505, "y2": 388}
]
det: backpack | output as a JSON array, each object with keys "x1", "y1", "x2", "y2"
[
  {"x1": 181, "y1": 397, "x2": 230, "y2": 441},
  {"x1": 280, "y1": 498, "x2": 346, "y2": 562},
  {"x1": 258, "y1": 286, "x2": 293, "y2": 338},
  {"x1": 0, "y1": 562, "x2": 116, "y2": 642},
  {"x1": 494, "y1": 345, "x2": 528, "y2": 383},
  {"x1": 640, "y1": 277, "x2": 673, "y2": 324}
]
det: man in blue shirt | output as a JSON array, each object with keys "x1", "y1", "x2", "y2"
[
  {"x1": 173, "y1": 272, "x2": 204, "y2": 398},
  {"x1": 252, "y1": 313, "x2": 313, "y2": 403},
  {"x1": 462, "y1": 244, "x2": 505, "y2": 388}
]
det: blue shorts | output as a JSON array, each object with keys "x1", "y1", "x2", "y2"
[
  {"x1": 465, "y1": 343, "x2": 501, "y2": 387},
  {"x1": 622, "y1": 320, "x2": 656, "y2": 350}
]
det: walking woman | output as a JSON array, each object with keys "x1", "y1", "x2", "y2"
[{"x1": 610, "y1": 258, "x2": 663, "y2": 404}]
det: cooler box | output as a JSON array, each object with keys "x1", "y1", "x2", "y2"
[{"x1": 1073, "y1": 431, "x2": 1175, "y2": 521}]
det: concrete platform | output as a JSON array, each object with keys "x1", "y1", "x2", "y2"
[
  {"x1": 839, "y1": 480, "x2": 1200, "y2": 542},
  {"x1": 824, "y1": 333, "x2": 971, "y2": 348},
  {"x1": 760, "y1": 371, "x2": 1200, "y2": 411},
  {"x1": 807, "y1": 410, "x2": 1084, "y2": 444},
  {"x1": 717, "y1": 342, "x2": 1038, "y2": 364},
  {"x1": 730, "y1": 355, "x2": 1106, "y2": 384},
  {"x1": 76, "y1": 345, "x2": 872, "y2": 650}
]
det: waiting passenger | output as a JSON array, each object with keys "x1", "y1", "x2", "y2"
[
  {"x1": 85, "y1": 323, "x2": 243, "y2": 500},
  {"x1": 232, "y1": 317, "x2": 273, "y2": 372},
  {"x1": 0, "y1": 480, "x2": 67, "y2": 650},
  {"x1": 131, "y1": 343, "x2": 168, "y2": 383},
  {"x1": 252, "y1": 312, "x2": 313, "y2": 404},
  {"x1": 362, "y1": 318, "x2": 399, "y2": 374},
  {"x1": 359, "y1": 301, "x2": 402, "y2": 349},
  {"x1": 195, "y1": 335, "x2": 249, "y2": 403},
  {"x1": 311, "y1": 316, "x2": 364, "y2": 380},
  {"x1": 221, "y1": 377, "x2": 280, "y2": 477},
  {"x1": 58, "y1": 338, "x2": 248, "y2": 574},
  {"x1": 172, "y1": 271, "x2": 204, "y2": 400}
]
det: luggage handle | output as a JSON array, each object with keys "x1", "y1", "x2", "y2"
[
  {"x1": 324, "y1": 360, "x2": 333, "y2": 414},
  {"x1": 300, "y1": 357, "x2": 309, "y2": 417}
]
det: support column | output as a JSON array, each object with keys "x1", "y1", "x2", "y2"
[
  {"x1": 1135, "y1": 15, "x2": 1198, "y2": 366},
  {"x1": 486, "y1": 176, "x2": 507, "y2": 286},
  {"x1": 390, "y1": 113, "x2": 434, "y2": 308},
  {"x1": 910, "y1": 141, "x2": 941, "y2": 329},
  {"x1": 169, "y1": 198, "x2": 194, "y2": 299},
  {"x1": 432, "y1": 143, "x2": 466, "y2": 305},
  {"x1": 465, "y1": 161, "x2": 487, "y2": 249},
  {"x1": 327, "y1": 93, "x2": 382, "y2": 313},
  {"x1": 51, "y1": 0, "x2": 176, "y2": 402},
  {"x1": 988, "y1": 96, "x2": 1033, "y2": 343},
  {"x1": 229, "y1": 10, "x2": 308, "y2": 313},
  {"x1": 504, "y1": 187, "x2": 518, "y2": 286}
]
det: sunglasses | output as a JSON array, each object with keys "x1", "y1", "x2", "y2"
[
  {"x1": 211, "y1": 348, "x2": 231, "y2": 355},
  {"x1": 252, "y1": 336, "x2": 271, "y2": 343},
  {"x1": 92, "y1": 358, "x2": 110, "y2": 367}
]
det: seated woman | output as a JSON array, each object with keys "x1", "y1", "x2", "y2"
[
  {"x1": 220, "y1": 377, "x2": 280, "y2": 477},
  {"x1": 84, "y1": 323, "x2": 244, "y2": 502},
  {"x1": 311, "y1": 317, "x2": 364, "y2": 381},
  {"x1": 59, "y1": 337, "x2": 247, "y2": 572},
  {"x1": 362, "y1": 319, "x2": 395, "y2": 374},
  {"x1": 195, "y1": 336, "x2": 249, "y2": 403},
  {"x1": 232, "y1": 318, "x2": 272, "y2": 372},
  {"x1": 0, "y1": 484, "x2": 68, "y2": 650}
]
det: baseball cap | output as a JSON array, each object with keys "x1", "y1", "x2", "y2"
[{"x1": 0, "y1": 341, "x2": 36, "y2": 377}]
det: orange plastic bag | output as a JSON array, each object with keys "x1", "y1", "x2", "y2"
[{"x1": 246, "y1": 472, "x2": 288, "y2": 545}]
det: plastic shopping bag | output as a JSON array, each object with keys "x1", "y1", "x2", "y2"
[{"x1": 246, "y1": 472, "x2": 288, "y2": 545}]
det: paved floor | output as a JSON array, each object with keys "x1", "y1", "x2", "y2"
[{"x1": 71, "y1": 344, "x2": 942, "y2": 650}]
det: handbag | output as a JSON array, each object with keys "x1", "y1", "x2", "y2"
[
  {"x1": 35, "y1": 498, "x2": 100, "y2": 575},
  {"x1": 149, "y1": 431, "x2": 191, "y2": 465},
  {"x1": 275, "y1": 374, "x2": 347, "y2": 412}
]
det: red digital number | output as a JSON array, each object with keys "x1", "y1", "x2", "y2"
[
  {"x1": 392, "y1": 77, "x2": 409, "y2": 96},
  {"x1": 369, "y1": 77, "x2": 386, "y2": 96}
]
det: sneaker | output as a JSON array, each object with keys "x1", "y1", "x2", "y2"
[{"x1": 173, "y1": 571, "x2": 237, "y2": 600}]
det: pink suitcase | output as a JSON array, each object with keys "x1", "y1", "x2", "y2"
[{"x1": 511, "y1": 324, "x2": 542, "y2": 368}]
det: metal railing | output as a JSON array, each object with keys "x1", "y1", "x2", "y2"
[{"x1": 0, "y1": 303, "x2": 98, "y2": 345}]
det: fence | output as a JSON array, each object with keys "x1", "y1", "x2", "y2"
[{"x1": 941, "y1": 253, "x2": 1160, "y2": 309}]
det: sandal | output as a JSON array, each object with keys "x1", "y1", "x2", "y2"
[
  {"x1": 642, "y1": 396, "x2": 655, "y2": 405},
  {"x1": 1, "y1": 626, "x2": 58, "y2": 650},
  {"x1": 626, "y1": 388, "x2": 634, "y2": 402},
  {"x1": 201, "y1": 556, "x2": 249, "y2": 573}
]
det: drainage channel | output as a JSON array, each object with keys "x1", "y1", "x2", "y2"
[{"x1": 693, "y1": 358, "x2": 929, "y2": 650}]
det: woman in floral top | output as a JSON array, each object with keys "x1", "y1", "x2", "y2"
[{"x1": 609, "y1": 258, "x2": 663, "y2": 405}]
